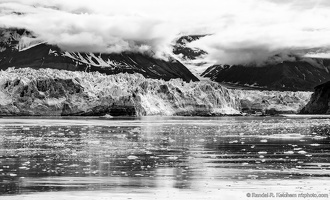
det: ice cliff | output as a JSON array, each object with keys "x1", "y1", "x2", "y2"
[
  {"x1": 0, "y1": 68, "x2": 240, "y2": 116},
  {"x1": 232, "y1": 90, "x2": 312, "y2": 114}
]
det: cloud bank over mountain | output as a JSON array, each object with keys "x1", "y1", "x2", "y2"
[{"x1": 1, "y1": 0, "x2": 330, "y2": 64}]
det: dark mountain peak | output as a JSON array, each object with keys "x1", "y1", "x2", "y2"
[
  {"x1": 175, "y1": 35, "x2": 208, "y2": 46},
  {"x1": 0, "y1": 27, "x2": 38, "y2": 52},
  {"x1": 300, "y1": 80, "x2": 330, "y2": 114},
  {"x1": 173, "y1": 34, "x2": 208, "y2": 60}
]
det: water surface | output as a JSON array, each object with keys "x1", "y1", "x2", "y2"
[{"x1": 1, "y1": 116, "x2": 330, "y2": 199}]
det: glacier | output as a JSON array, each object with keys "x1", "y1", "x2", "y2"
[
  {"x1": 232, "y1": 89, "x2": 312, "y2": 115},
  {"x1": 0, "y1": 68, "x2": 312, "y2": 116},
  {"x1": 0, "y1": 68, "x2": 241, "y2": 116}
]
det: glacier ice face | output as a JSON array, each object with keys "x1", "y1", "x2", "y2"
[
  {"x1": 0, "y1": 68, "x2": 241, "y2": 116},
  {"x1": 0, "y1": 68, "x2": 311, "y2": 116},
  {"x1": 232, "y1": 89, "x2": 312, "y2": 114}
]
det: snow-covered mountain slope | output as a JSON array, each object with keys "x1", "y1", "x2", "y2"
[
  {"x1": 172, "y1": 35, "x2": 210, "y2": 76},
  {"x1": 0, "y1": 28, "x2": 43, "y2": 52},
  {"x1": 0, "y1": 28, "x2": 198, "y2": 82},
  {"x1": 0, "y1": 68, "x2": 240, "y2": 116},
  {"x1": 173, "y1": 35, "x2": 207, "y2": 60},
  {"x1": 172, "y1": 35, "x2": 330, "y2": 90},
  {"x1": 202, "y1": 55, "x2": 330, "y2": 91}
]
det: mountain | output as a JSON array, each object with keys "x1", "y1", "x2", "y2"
[
  {"x1": 300, "y1": 81, "x2": 330, "y2": 114},
  {"x1": 173, "y1": 35, "x2": 207, "y2": 60},
  {"x1": 172, "y1": 35, "x2": 330, "y2": 90},
  {"x1": 172, "y1": 35, "x2": 210, "y2": 75},
  {"x1": 202, "y1": 55, "x2": 330, "y2": 91},
  {"x1": 0, "y1": 28, "x2": 198, "y2": 82}
]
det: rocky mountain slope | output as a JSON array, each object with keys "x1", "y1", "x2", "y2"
[
  {"x1": 0, "y1": 68, "x2": 240, "y2": 116},
  {"x1": 173, "y1": 35, "x2": 207, "y2": 60},
  {"x1": 173, "y1": 34, "x2": 330, "y2": 91},
  {"x1": 202, "y1": 56, "x2": 330, "y2": 91},
  {"x1": 0, "y1": 28, "x2": 198, "y2": 82},
  {"x1": 172, "y1": 35, "x2": 210, "y2": 75},
  {"x1": 300, "y1": 81, "x2": 330, "y2": 114}
]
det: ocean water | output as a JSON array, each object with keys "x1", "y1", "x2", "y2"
[{"x1": 1, "y1": 116, "x2": 330, "y2": 200}]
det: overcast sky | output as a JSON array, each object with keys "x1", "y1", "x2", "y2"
[{"x1": 1, "y1": 0, "x2": 330, "y2": 64}]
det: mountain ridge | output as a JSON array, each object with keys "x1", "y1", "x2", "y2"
[
  {"x1": 202, "y1": 59, "x2": 330, "y2": 91},
  {"x1": 0, "y1": 28, "x2": 199, "y2": 82}
]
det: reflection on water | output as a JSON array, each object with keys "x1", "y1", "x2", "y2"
[{"x1": 1, "y1": 116, "x2": 330, "y2": 198}]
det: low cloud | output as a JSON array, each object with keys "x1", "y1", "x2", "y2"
[
  {"x1": 1, "y1": 0, "x2": 330, "y2": 64},
  {"x1": 0, "y1": 0, "x2": 178, "y2": 58},
  {"x1": 188, "y1": 0, "x2": 330, "y2": 65}
]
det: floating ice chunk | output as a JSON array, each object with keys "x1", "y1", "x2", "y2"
[
  {"x1": 313, "y1": 136, "x2": 326, "y2": 140},
  {"x1": 258, "y1": 151, "x2": 267, "y2": 154},
  {"x1": 284, "y1": 151, "x2": 294, "y2": 154},
  {"x1": 310, "y1": 143, "x2": 321, "y2": 146},
  {"x1": 68, "y1": 164, "x2": 79, "y2": 167},
  {"x1": 247, "y1": 175, "x2": 258, "y2": 179},
  {"x1": 135, "y1": 174, "x2": 143, "y2": 176},
  {"x1": 127, "y1": 155, "x2": 138, "y2": 160},
  {"x1": 297, "y1": 150, "x2": 307, "y2": 154},
  {"x1": 260, "y1": 139, "x2": 268, "y2": 143},
  {"x1": 19, "y1": 166, "x2": 28, "y2": 170},
  {"x1": 167, "y1": 156, "x2": 178, "y2": 160}
]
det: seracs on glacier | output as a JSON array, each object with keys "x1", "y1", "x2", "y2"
[{"x1": 0, "y1": 68, "x2": 241, "y2": 116}]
